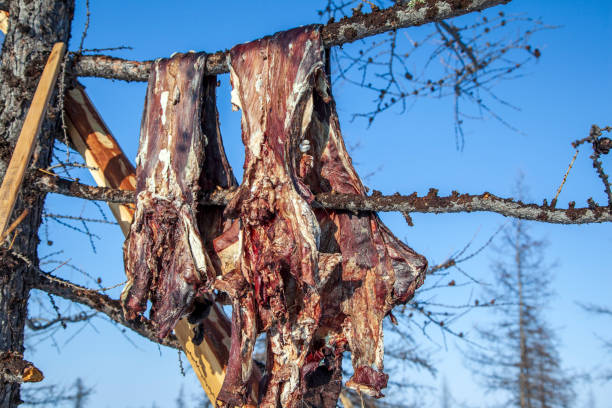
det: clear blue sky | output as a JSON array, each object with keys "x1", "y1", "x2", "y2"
[{"x1": 13, "y1": 1, "x2": 612, "y2": 407}]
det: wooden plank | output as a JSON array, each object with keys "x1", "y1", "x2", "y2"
[
  {"x1": 0, "y1": 42, "x2": 65, "y2": 235},
  {"x1": 64, "y1": 87, "x2": 136, "y2": 235},
  {"x1": 0, "y1": 10, "x2": 8, "y2": 35},
  {"x1": 63, "y1": 84, "x2": 258, "y2": 406}
]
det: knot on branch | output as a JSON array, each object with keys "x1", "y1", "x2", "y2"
[
  {"x1": 594, "y1": 137, "x2": 612, "y2": 155},
  {"x1": 0, "y1": 351, "x2": 44, "y2": 383}
]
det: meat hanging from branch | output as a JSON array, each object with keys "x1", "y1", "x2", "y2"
[
  {"x1": 122, "y1": 52, "x2": 237, "y2": 339},
  {"x1": 303, "y1": 48, "x2": 428, "y2": 401},
  {"x1": 215, "y1": 25, "x2": 427, "y2": 407}
]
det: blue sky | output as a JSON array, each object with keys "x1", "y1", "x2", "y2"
[{"x1": 15, "y1": 1, "x2": 612, "y2": 407}]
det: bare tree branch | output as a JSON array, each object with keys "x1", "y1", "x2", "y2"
[
  {"x1": 71, "y1": 0, "x2": 512, "y2": 81},
  {"x1": 28, "y1": 172, "x2": 135, "y2": 203},
  {"x1": 31, "y1": 269, "x2": 180, "y2": 349},
  {"x1": 29, "y1": 173, "x2": 612, "y2": 224},
  {"x1": 26, "y1": 311, "x2": 96, "y2": 331}
]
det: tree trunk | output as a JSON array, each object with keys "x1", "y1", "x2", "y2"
[{"x1": 0, "y1": 1, "x2": 74, "y2": 406}]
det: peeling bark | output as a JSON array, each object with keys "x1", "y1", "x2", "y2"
[
  {"x1": 0, "y1": 1, "x2": 74, "y2": 406},
  {"x1": 0, "y1": 352, "x2": 43, "y2": 384}
]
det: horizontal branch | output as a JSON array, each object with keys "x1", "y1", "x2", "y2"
[
  {"x1": 30, "y1": 174, "x2": 612, "y2": 224},
  {"x1": 72, "y1": 0, "x2": 511, "y2": 81},
  {"x1": 29, "y1": 172, "x2": 135, "y2": 203},
  {"x1": 31, "y1": 269, "x2": 180, "y2": 349},
  {"x1": 315, "y1": 189, "x2": 612, "y2": 224}
]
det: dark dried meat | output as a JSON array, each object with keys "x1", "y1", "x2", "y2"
[
  {"x1": 304, "y1": 56, "x2": 428, "y2": 398},
  {"x1": 217, "y1": 26, "x2": 334, "y2": 408},
  {"x1": 122, "y1": 53, "x2": 235, "y2": 339},
  {"x1": 217, "y1": 26, "x2": 427, "y2": 407}
]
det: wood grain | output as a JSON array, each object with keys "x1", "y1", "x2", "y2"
[
  {"x1": 0, "y1": 42, "x2": 65, "y2": 235},
  {"x1": 64, "y1": 86, "x2": 136, "y2": 235},
  {"x1": 0, "y1": 10, "x2": 8, "y2": 34}
]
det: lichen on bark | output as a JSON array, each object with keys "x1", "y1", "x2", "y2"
[{"x1": 0, "y1": 1, "x2": 74, "y2": 407}]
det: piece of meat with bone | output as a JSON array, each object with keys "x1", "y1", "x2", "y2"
[
  {"x1": 122, "y1": 52, "x2": 222, "y2": 339},
  {"x1": 216, "y1": 25, "x2": 426, "y2": 407}
]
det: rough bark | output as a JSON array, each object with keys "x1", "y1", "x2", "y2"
[
  {"x1": 0, "y1": 352, "x2": 43, "y2": 384},
  {"x1": 71, "y1": 0, "x2": 512, "y2": 82},
  {"x1": 0, "y1": 1, "x2": 73, "y2": 406}
]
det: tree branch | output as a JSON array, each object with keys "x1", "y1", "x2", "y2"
[
  {"x1": 31, "y1": 269, "x2": 180, "y2": 349},
  {"x1": 26, "y1": 312, "x2": 97, "y2": 331},
  {"x1": 29, "y1": 174, "x2": 612, "y2": 224},
  {"x1": 29, "y1": 172, "x2": 135, "y2": 203},
  {"x1": 71, "y1": 0, "x2": 512, "y2": 82}
]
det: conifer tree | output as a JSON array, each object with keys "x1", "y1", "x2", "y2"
[{"x1": 465, "y1": 218, "x2": 574, "y2": 408}]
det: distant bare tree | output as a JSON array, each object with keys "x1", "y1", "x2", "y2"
[
  {"x1": 465, "y1": 215, "x2": 575, "y2": 407},
  {"x1": 440, "y1": 377, "x2": 452, "y2": 408}
]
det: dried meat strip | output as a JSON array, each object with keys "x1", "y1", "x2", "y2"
[
  {"x1": 218, "y1": 25, "x2": 427, "y2": 407},
  {"x1": 303, "y1": 39, "x2": 428, "y2": 400},
  {"x1": 217, "y1": 26, "x2": 339, "y2": 408},
  {"x1": 122, "y1": 53, "x2": 231, "y2": 339}
]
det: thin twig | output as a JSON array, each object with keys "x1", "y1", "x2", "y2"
[
  {"x1": 551, "y1": 149, "x2": 578, "y2": 209},
  {"x1": 43, "y1": 213, "x2": 118, "y2": 225},
  {"x1": 0, "y1": 209, "x2": 29, "y2": 242},
  {"x1": 77, "y1": 0, "x2": 90, "y2": 55}
]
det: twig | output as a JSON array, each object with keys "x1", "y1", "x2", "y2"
[
  {"x1": 77, "y1": 0, "x2": 90, "y2": 55},
  {"x1": 574, "y1": 125, "x2": 612, "y2": 207},
  {"x1": 26, "y1": 311, "x2": 96, "y2": 331},
  {"x1": 551, "y1": 149, "x2": 578, "y2": 208},
  {"x1": 0, "y1": 209, "x2": 29, "y2": 241},
  {"x1": 43, "y1": 213, "x2": 118, "y2": 225}
]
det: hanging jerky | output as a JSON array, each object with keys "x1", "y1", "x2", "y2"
[
  {"x1": 216, "y1": 26, "x2": 339, "y2": 408},
  {"x1": 301, "y1": 37, "x2": 428, "y2": 400},
  {"x1": 218, "y1": 26, "x2": 428, "y2": 407},
  {"x1": 122, "y1": 53, "x2": 227, "y2": 339}
]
